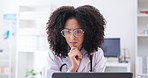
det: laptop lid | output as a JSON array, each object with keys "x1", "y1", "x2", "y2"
[{"x1": 52, "y1": 72, "x2": 132, "y2": 78}]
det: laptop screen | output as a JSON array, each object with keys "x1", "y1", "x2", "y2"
[{"x1": 52, "y1": 72, "x2": 132, "y2": 78}]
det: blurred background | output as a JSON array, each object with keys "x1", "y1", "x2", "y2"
[{"x1": 0, "y1": 0, "x2": 148, "y2": 78}]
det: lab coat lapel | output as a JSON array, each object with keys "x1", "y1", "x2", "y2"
[
  {"x1": 78, "y1": 56, "x2": 90, "y2": 72},
  {"x1": 78, "y1": 49, "x2": 90, "y2": 72}
]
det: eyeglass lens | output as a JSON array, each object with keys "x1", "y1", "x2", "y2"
[{"x1": 61, "y1": 29, "x2": 84, "y2": 37}]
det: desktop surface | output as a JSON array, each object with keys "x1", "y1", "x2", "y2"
[{"x1": 52, "y1": 72, "x2": 132, "y2": 78}]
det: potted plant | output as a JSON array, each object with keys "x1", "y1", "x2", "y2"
[{"x1": 25, "y1": 69, "x2": 42, "y2": 78}]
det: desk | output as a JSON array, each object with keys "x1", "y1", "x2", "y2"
[{"x1": 105, "y1": 62, "x2": 131, "y2": 72}]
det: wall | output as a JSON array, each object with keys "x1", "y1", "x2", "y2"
[{"x1": 50, "y1": 0, "x2": 137, "y2": 76}]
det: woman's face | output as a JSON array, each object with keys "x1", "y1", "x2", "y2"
[{"x1": 63, "y1": 18, "x2": 84, "y2": 50}]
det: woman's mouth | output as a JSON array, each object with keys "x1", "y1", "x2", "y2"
[{"x1": 70, "y1": 42, "x2": 77, "y2": 45}]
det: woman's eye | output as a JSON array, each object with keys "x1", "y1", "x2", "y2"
[
  {"x1": 76, "y1": 30, "x2": 81, "y2": 33},
  {"x1": 64, "y1": 30, "x2": 70, "y2": 34}
]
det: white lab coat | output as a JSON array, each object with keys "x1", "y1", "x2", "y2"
[{"x1": 44, "y1": 48, "x2": 106, "y2": 78}]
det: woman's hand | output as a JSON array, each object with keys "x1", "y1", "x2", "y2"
[{"x1": 68, "y1": 47, "x2": 82, "y2": 72}]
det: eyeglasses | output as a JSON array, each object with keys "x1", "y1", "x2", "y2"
[{"x1": 61, "y1": 29, "x2": 84, "y2": 37}]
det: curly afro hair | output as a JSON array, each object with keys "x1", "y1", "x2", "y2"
[{"x1": 46, "y1": 5, "x2": 106, "y2": 57}]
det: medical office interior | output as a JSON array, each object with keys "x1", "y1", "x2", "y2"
[{"x1": 0, "y1": 0, "x2": 148, "y2": 78}]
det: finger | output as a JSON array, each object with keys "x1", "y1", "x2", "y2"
[
  {"x1": 75, "y1": 52, "x2": 82, "y2": 59},
  {"x1": 75, "y1": 55, "x2": 82, "y2": 60},
  {"x1": 69, "y1": 47, "x2": 82, "y2": 59},
  {"x1": 73, "y1": 47, "x2": 82, "y2": 59},
  {"x1": 71, "y1": 47, "x2": 77, "y2": 51},
  {"x1": 78, "y1": 54, "x2": 82, "y2": 59}
]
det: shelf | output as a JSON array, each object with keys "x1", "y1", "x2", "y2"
[
  {"x1": 138, "y1": 34, "x2": 148, "y2": 37},
  {"x1": 106, "y1": 62, "x2": 130, "y2": 67},
  {"x1": 18, "y1": 50, "x2": 48, "y2": 53},
  {"x1": 0, "y1": 73, "x2": 9, "y2": 75},
  {"x1": 17, "y1": 2, "x2": 50, "y2": 78},
  {"x1": 17, "y1": 29, "x2": 48, "y2": 52},
  {"x1": 0, "y1": 60, "x2": 9, "y2": 63},
  {"x1": 105, "y1": 62, "x2": 131, "y2": 72},
  {"x1": 138, "y1": 14, "x2": 148, "y2": 17},
  {"x1": 19, "y1": 11, "x2": 49, "y2": 20},
  {"x1": 0, "y1": 73, "x2": 9, "y2": 76},
  {"x1": 138, "y1": 0, "x2": 148, "y2": 3},
  {"x1": 19, "y1": 1, "x2": 50, "y2": 8},
  {"x1": 18, "y1": 2, "x2": 50, "y2": 35},
  {"x1": 138, "y1": 74, "x2": 148, "y2": 77},
  {"x1": 137, "y1": 0, "x2": 148, "y2": 78},
  {"x1": 18, "y1": 28, "x2": 47, "y2": 36}
]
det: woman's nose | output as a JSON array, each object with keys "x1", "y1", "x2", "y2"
[{"x1": 69, "y1": 32, "x2": 76, "y2": 39}]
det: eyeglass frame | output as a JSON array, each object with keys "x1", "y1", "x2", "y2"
[{"x1": 61, "y1": 28, "x2": 84, "y2": 37}]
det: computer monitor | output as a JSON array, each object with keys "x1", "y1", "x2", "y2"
[
  {"x1": 101, "y1": 38, "x2": 120, "y2": 57},
  {"x1": 52, "y1": 72, "x2": 132, "y2": 78}
]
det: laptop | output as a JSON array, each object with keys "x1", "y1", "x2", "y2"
[{"x1": 52, "y1": 72, "x2": 132, "y2": 78}]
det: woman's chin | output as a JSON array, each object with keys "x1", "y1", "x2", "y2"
[{"x1": 70, "y1": 45, "x2": 77, "y2": 48}]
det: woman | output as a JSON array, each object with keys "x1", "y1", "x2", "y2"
[{"x1": 45, "y1": 5, "x2": 106, "y2": 78}]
